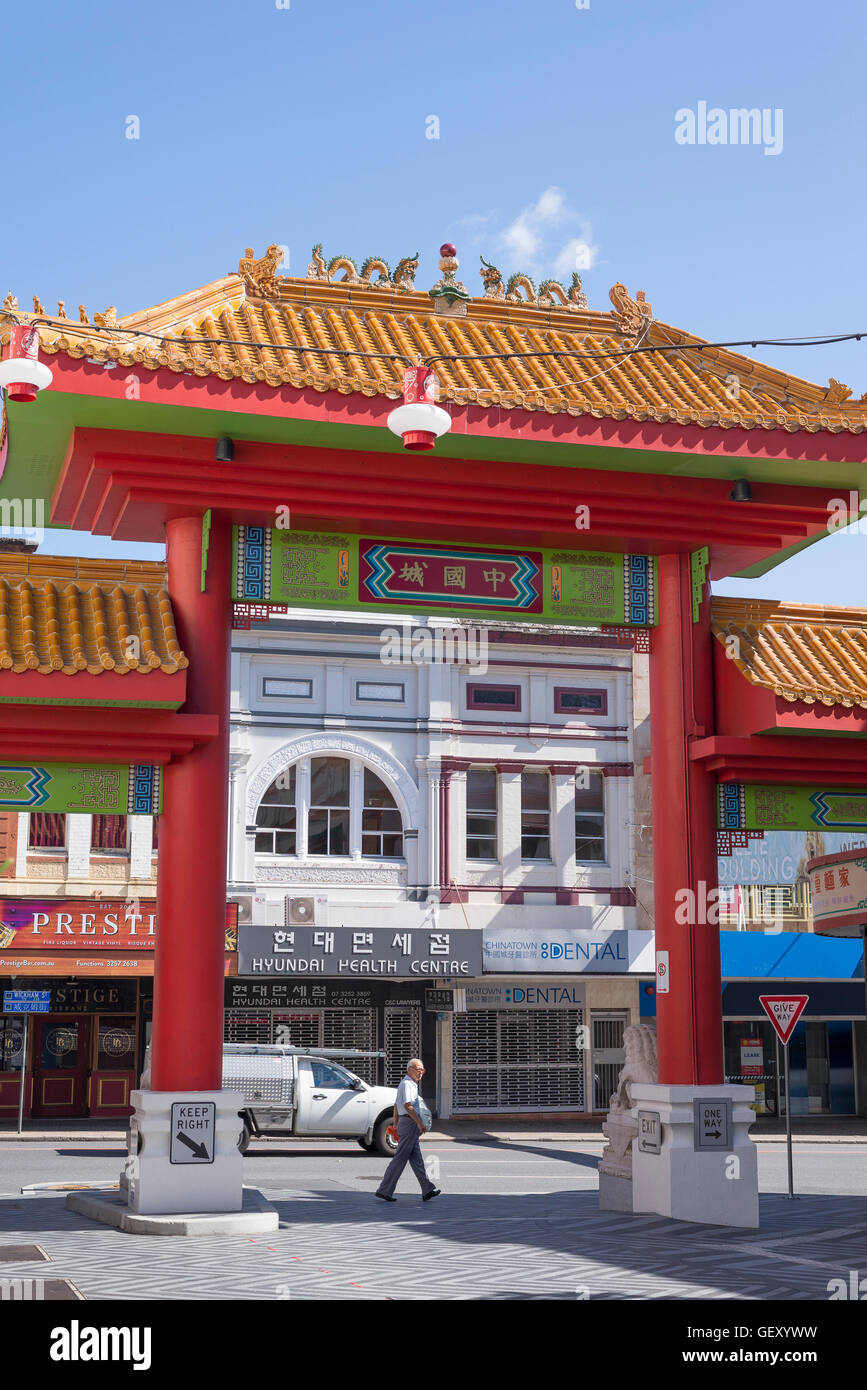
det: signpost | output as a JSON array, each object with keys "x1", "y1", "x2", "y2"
[
  {"x1": 3, "y1": 990, "x2": 50, "y2": 1134},
  {"x1": 759, "y1": 994, "x2": 809, "y2": 1199},
  {"x1": 170, "y1": 1102, "x2": 216, "y2": 1165}
]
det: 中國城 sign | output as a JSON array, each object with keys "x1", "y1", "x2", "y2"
[
  {"x1": 0, "y1": 762, "x2": 161, "y2": 815},
  {"x1": 718, "y1": 783, "x2": 867, "y2": 833},
  {"x1": 233, "y1": 528, "x2": 657, "y2": 628}
]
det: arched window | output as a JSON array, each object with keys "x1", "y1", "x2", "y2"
[{"x1": 254, "y1": 757, "x2": 404, "y2": 859}]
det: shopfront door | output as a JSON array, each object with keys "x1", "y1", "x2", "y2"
[
  {"x1": 32, "y1": 1016, "x2": 92, "y2": 1118},
  {"x1": 89, "y1": 1015, "x2": 137, "y2": 1117}
]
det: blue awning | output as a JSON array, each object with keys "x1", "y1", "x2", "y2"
[{"x1": 720, "y1": 931, "x2": 864, "y2": 980}]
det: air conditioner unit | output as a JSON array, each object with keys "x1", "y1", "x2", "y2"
[
  {"x1": 285, "y1": 895, "x2": 328, "y2": 927},
  {"x1": 230, "y1": 894, "x2": 267, "y2": 926}
]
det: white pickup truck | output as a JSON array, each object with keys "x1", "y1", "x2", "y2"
[{"x1": 223, "y1": 1045, "x2": 400, "y2": 1156}]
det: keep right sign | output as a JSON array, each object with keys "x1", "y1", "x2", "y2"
[{"x1": 759, "y1": 994, "x2": 809, "y2": 1046}]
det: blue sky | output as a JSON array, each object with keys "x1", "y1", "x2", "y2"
[{"x1": 3, "y1": 0, "x2": 866, "y2": 600}]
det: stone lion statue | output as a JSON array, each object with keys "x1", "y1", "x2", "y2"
[{"x1": 609, "y1": 1024, "x2": 658, "y2": 1114}]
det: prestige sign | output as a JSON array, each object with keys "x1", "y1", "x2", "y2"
[
  {"x1": 0, "y1": 900, "x2": 239, "y2": 953},
  {"x1": 238, "y1": 925, "x2": 483, "y2": 978}
]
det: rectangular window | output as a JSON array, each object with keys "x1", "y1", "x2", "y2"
[
  {"x1": 466, "y1": 769, "x2": 498, "y2": 861},
  {"x1": 255, "y1": 766, "x2": 297, "y2": 855},
  {"x1": 521, "y1": 771, "x2": 551, "y2": 860},
  {"x1": 28, "y1": 813, "x2": 66, "y2": 850},
  {"x1": 554, "y1": 687, "x2": 607, "y2": 716},
  {"x1": 91, "y1": 815, "x2": 128, "y2": 852},
  {"x1": 466, "y1": 684, "x2": 521, "y2": 712},
  {"x1": 308, "y1": 757, "x2": 350, "y2": 856},
  {"x1": 355, "y1": 681, "x2": 405, "y2": 703},
  {"x1": 575, "y1": 774, "x2": 605, "y2": 863},
  {"x1": 262, "y1": 677, "x2": 313, "y2": 699},
  {"x1": 361, "y1": 768, "x2": 403, "y2": 857}
]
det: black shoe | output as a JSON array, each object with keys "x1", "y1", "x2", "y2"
[
  {"x1": 375, "y1": 1191, "x2": 397, "y2": 1202},
  {"x1": 423, "y1": 1188, "x2": 441, "y2": 1201}
]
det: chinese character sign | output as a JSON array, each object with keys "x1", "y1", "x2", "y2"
[
  {"x1": 234, "y1": 528, "x2": 657, "y2": 628},
  {"x1": 238, "y1": 925, "x2": 484, "y2": 977}
]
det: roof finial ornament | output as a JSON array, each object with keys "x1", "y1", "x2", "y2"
[
  {"x1": 33, "y1": 295, "x2": 45, "y2": 315},
  {"x1": 57, "y1": 301, "x2": 67, "y2": 319},
  {"x1": 78, "y1": 304, "x2": 89, "y2": 323},
  {"x1": 429, "y1": 243, "x2": 470, "y2": 315},
  {"x1": 609, "y1": 283, "x2": 652, "y2": 338},
  {"x1": 480, "y1": 256, "x2": 505, "y2": 299},
  {"x1": 2, "y1": 292, "x2": 17, "y2": 312},
  {"x1": 237, "y1": 244, "x2": 286, "y2": 298}
]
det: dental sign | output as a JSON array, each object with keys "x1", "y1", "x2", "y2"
[{"x1": 482, "y1": 928, "x2": 654, "y2": 974}]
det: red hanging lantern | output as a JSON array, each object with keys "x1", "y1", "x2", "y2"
[
  {"x1": 387, "y1": 364, "x2": 451, "y2": 451},
  {"x1": 0, "y1": 324, "x2": 53, "y2": 403}
]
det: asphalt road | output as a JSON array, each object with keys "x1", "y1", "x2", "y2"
[{"x1": 1, "y1": 1136, "x2": 865, "y2": 1199}]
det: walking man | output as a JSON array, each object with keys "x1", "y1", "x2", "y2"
[{"x1": 375, "y1": 1058, "x2": 441, "y2": 1203}]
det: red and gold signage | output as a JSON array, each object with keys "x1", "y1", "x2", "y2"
[{"x1": 0, "y1": 899, "x2": 238, "y2": 952}]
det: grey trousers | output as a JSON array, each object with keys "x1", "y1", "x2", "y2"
[{"x1": 376, "y1": 1116, "x2": 435, "y2": 1197}]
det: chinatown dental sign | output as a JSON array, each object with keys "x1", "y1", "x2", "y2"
[
  {"x1": 0, "y1": 324, "x2": 53, "y2": 403},
  {"x1": 387, "y1": 365, "x2": 451, "y2": 452}
]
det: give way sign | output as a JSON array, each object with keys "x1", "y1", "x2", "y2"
[{"x1": 759, "y1": 994, "x2": 809, "y2": 1045}]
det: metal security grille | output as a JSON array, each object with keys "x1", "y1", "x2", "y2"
[
  {"x1": 323, "y1": 1010, "x2": 378, "y2": 1083},
  {"x1": 223, "y1": 1008, "x2": 379, "y2": 1081},
  {"x1": 452, "y1": 1009, "x2": 585, "y2": 1111},
  {"x1": 384, "y1": 1006, "x2": 421, "y2": 1088},
  {"x1": 591, "y1": 1012, "x2": 628, "y2": 1112},
  {"x1": 224, "y1": 1011, "x2": 271, "y2": 1044}
]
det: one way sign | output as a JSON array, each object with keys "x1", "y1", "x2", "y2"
[
  {"x1": 693, "y1": 1098, "x2": 732, "y2": 1151},
  {"x1": 759, "y1": 994, "x2": 809, "y2": 1046},
  {"x1": 170, "y1": 1101, "x2": 216, "y2": 1165}
]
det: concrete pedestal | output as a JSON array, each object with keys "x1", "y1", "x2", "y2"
[
  {"x1": 630, "y1": 1083, "x2": 759, "y2": 1229},
  {"x1": 126, "y1": 1088, "x2": 245, "y2": 1216}
]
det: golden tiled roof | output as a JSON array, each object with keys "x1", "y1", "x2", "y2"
[
  {"x1": 4, "y1": 243, "x2": 867, "y2": 434},
  {"x1": 712, "y1": 598, "x2": 867, "y2": 708},
  {"x1": 0, "y1": 555, "x2": 187, "y2": 675}
]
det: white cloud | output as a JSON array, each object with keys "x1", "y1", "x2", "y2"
[
  {"x1": 499, "y1": 186, "x2": 567, "y2": 265},
  {"x1": 554, "y1": 234, "x2": 599, "y2": 278}
]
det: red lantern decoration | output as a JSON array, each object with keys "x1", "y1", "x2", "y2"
[
  {"x1": 387, "y1": 365, "x2": 451, "y2": 451},
  {"x1": 0, "y1": 324, "x2": 53, "y2": 403}
]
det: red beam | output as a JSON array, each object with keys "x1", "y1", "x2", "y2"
[
  {"x1": 0, "y1": 669, "x2": 185, "y2": 708},
  {"x1": 53, "y1": 428, "x2": 834, "y2": 571},
  {"x1": 44, "y1": 352, "x2": 867, "y2": 467},
  {"x1": 0, "y1": 706, "x2": 216, "y2": 762},
  {"x1": 691, "y1": 735, "x2": 867, "y2": 784},
  {"x1": 713, "y1": 639, "x2": 867, "y2": 738}
]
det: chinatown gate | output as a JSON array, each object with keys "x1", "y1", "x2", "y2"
[{"x1": 2, "y1": 242, "x2": 866, "y2": 1226}]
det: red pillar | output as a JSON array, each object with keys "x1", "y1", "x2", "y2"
[
  {"x1": 151, "y1": 514, "x2": 231, "y2": 1092},
  {"x1": 650, "y1": 551, "x2": 723, "y2": 1085}
]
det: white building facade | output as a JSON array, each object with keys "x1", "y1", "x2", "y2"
[{"x1": 227, "y1": 611, "x2": 654, "y2": 1117}]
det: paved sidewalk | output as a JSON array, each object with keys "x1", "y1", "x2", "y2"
[
  {"x1": 1, "y1": 1184, "x2": 865, "y2": 1300},
  {"x1": 3, "y1": 1117, "x2": 866, "y2": 1144}
]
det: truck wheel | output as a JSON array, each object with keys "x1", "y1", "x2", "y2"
[
  {"x1": 373, "y1": 1116, "x2": 399, "y2": 1157},
  {"x1": 238, "y1": 1119, "x2": 253, "y2": 1155}
]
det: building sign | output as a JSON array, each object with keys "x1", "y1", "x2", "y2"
[
  {"x1": 238, "y1": 925, "x2": 483, "y2": 978},
  {"x1": 0, "y1": 979, "x2": 139, "y2": 1012},
  {"x1": 0, "y1": 763, "x2": 162, "y2": 814},
  {"x1": 233, "y1": 528, "x2": 657, "y2": 628},
  {"x1": 807, "y1": 851, "x2": 867, "y2": 937},
  {"x1": 224, "y1": 980, "x2": 423, "y2": 1009},
  {"x1": 465, "y1": 981, "x2": 586, "y2": 1010},
  {"x1": 482, "y1": 927, "x2": 653, "y2": 974},
  {"x1": 693, "y1": 1098, "x2": 732, "y2": 1151},
  {"x1": 718, "y1": 783, "x2": 867, "y2": 833},
  {"x1": 0, "y1": 900, "x2": 238, "y2": 952},
  {"x1": 2, "y1": 990, "x2": 50, "y2": 1014},
  {"x1": 637, "y1": 1110, "x2": 661, "y2": 1154}
]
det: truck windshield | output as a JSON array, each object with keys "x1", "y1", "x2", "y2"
[{"x1": 308, "y1": 1060, "x2": 356, "y2": 1089}]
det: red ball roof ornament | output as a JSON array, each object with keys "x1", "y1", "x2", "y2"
[{"x1": 440, "y1": 243, "x2": 457, "y2": 258}]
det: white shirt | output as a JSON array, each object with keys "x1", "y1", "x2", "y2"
[{"x1": 396, "y1": 1075, "x2": 419, "y2": 1116}]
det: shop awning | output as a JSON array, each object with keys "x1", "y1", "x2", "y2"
[{"x1": 720, "y1": 931, "x2": 865, "y2": 980}]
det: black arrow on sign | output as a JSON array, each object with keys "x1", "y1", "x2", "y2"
[
  {"x1": 705, "y1": 1129, "x2": 722, "y2": 1139},
  {"x1": 176, "y1": 1130, "x2": 209, "y2": 1160}
]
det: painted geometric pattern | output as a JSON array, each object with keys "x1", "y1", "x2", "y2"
[
  {"x1": 718, "y1": 782, "x2": 746, "y2": 830},
  {"x1": 236, "y1": 527, "x2": 272, "y2": 602},
  {"x1": 623, "y1": 554, "x2": 654, "y2": 626},
  {"x1": 717, "y1": 828, "x2": 765, "y2": 856},
  {"x1": 127, "y1": 764, "x2": 160, "y2": 815}
]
